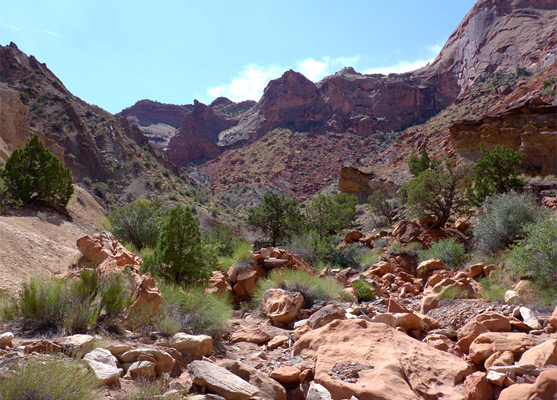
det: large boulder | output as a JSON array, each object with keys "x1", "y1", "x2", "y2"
[
  {"x1": 188, "y1": 360, "x2": 259, "y2": 400},
  {"x1": 130, "y1": 272, "x2": 162, "y2": 312},
  {"x1": 464, "y1": 372, "x2": 494, "y2": 400},
  {"x1": 519, "y1": 339, "x2": 557, "y2": 367},
  {"x1": 457, "y1": 312, "x2": 512, "y2": 354},
  {"x1": 262, "y1": 288, "x2": 304, "y2": 326},
  {"x1": 293, "y1": 319, "x2": 474, "y2": 400}
]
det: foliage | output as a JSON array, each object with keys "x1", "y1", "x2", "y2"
[
  {"x1": 356, "y1": 250, "x2": 380, "y2": 266},
  {"x1": 408, "y1": 148, "x2": 431, "y2": 177},
  {"x1": 124, "y1": 378, "x2": 179, "y2": 400},
  {"x1": 474, "y1": 192, "x2": 542, "y2": 255},
  {"x1": 507, "y1": 217, "x2": 557, "y2": 288},
  {"x1": 1, "y1": 134, "x2": 74, "y2": 208},
  {"x1": 418, "y1": 238, "x2": 467, "y2": 269},
  {"x1": 286, "y1": 231, "x2": 360, "y2": 269},
  {"x1": 305, "y1": 192, "x2": 359, "y2": 238},
  {"x1": 403, "y1": 159, "x2": 469, "y2": 227},
  {"x1": 204, "y1": 221, "x2": 248, "y2": 259},
  {"x1": 109, "y1": 197, "x2": 168, "y2": 251},
  {"x1": 219, "y1": 241, "x2": 253, "y2": 272},
  {"x1": 0, "y1": 359, "x2": 100, "y2": 400},
  {"x1": 156, "y1": 283, "x2": 232, "y2": 337},
  {"x1": 351, "y1": 280, "x2": 375, "y2": 302},
  {"x1": 246, "y1": 193, "x2": 304, "y2": 246},
  {"x1": 0, "y1": 170, "x2": 22, "y2": 214},
  {"x1": 466, "y1": 144, "x2": 524, "y2": 206},
  {"x1": 367, "y1": 189, "x2": 397, "y2": 224},
  {"x1": 4, "y1": 271, "x2": 131, "y2": 334},
  {"x1": 153, "y1": 204, "x2": 216, "y2": 284},
  {"x1": 479, "y1": 271, "x2": 507, "y2": 303},
  {"x1": 253, "y1": 269, "x2": 350, "y2": 309}
]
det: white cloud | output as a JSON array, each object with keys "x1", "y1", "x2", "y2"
[
  {"x1": 427, "y1": 43, "x2": 443, "y2": 57},
  {"x1": 0, "y1": 23, "x2": 21, "y2": 31},
  {"x1": 206, "y1": 55, "x2": 362, "y2": 102},
  {"x1": 207, "y1": 64, "x2": 283, "y2": 102}
]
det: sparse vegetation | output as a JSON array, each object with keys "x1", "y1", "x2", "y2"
[
  {"x1": 418, "y1": 238, "x2": 466, "y2": 269},
  {"x1": 253, "y1": 269, "x2": 350, "y2": 309},
  {"x1": 306, "y1": 193, "x2": 358, "y2": 238},
  {"x1": 0, "y1": 359, "x2": 100, "y2": 400},
  {"x1": 368, "y1": 189, "x2": 397, "y2": 224},
  {"x1": 474, "y1": 192, "x2": 542, "y2": 255},
  {"x1": 350, "y1": 279, "x2": 375, "y2": 302}
]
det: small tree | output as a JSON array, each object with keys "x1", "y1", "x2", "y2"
[
  {"x1": 154, "y1": 205, "x2": 215, "y2": 284},
  {"x1": 306, "y1": 193, "x2": 358, "y2": 239},
  {"x1": 404, "y1": 159, "x2": 469, "y2": 228},
  {"x1": 246, "y1": 193, "x2": 304, "y2": 246},
  {"x1": 2, "y1": 135, "x2": 73, "y2": 208},
  {"x1": 467, "y1": 144, "x2": 524, "y2": 206},
  {"x1": 109, "y1": 197, "x2": 167, "y2": 251},
  {"x1": 368, "y1": 190, "x2": 397, "y2": 224},
  {"x1": 408, "y1": 148, "x2": 431, "y2": 177}
]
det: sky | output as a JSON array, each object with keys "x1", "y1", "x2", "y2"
[{"x1": 1, "y1": 0, "x2": 477, "y2": 114}]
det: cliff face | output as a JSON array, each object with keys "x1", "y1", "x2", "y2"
[
  {"x1": 450, "y1": 102, "x2": 557, "y2": 175},
  {"x1": 0, "y1": 83, "x2": 31, "y2": 161}
]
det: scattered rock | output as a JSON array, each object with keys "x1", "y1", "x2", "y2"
[
  {"x1": 270, "y1": 366, "x2": 301, "y2": 384},
  {"x1": 130, "y1": 273, "x2": 162, "y2": 312},
  {"x1": 486, "y1": 370, "x2": 506, "y2": 387},
  {"x1": 188, "y1": 360, "x2": 259, "y2": 400},
  {"x1": 157, "y1": 333, "x2": 213, "y2": 358},
  {"x1": 519, "y1": 306, "x2": 542, "y2": 330},
  {"x1": 0, "y1": 332, "x2": 13, "y2": 349},
  {"x1": 466, "y1": 263, "x2": 484, "y2": 279},
  {"x1": 118, "y1": 347, "x2": 175, "y2": 375},
  {"x1": 504, "y1": 290, "x2": 521, "y2": 305},
  {"x1": 464, "y1": 371, "x2": 494, "y2": 400},
  {"x1": 469, "y1": 332, "x2": 536, "y2": 364},
  {"x1": 267, "y1": 335, "x2": 289, "y2": 350},
  {"x1": 23, "y1": 339, "x2": 63, "y2": 354},
  {"x1": 231, "y1": 325, "x2": 271, "y2": 345},
  {"x1": 498, "y1": 368, "x2": 556, "y2": 400},
  {"x1": 57, "y1": 334, "x2": 95, "y2": 356},
  {"x1": 307, "y1": 382, "x2": 333, "y2": 400},
  {"x1": 262, "y1": 289, "x2": 304, "y2": 327},
  {"x1": 216, "y1": 359, "x2": 286, "y2": 400},
  {"x1": 484, "y1": 351, "x2": 514, "y2": 370},
  {"x1": 125, "y1": 360, "x2": 156, "y2": 380},
  {"x1": 83, "y1": 348, "x2": 122, "y2": 386},
  {"x1": 307, "y1": 304, "x2": 346, "y2": 330},
  {"x1": 457, "y1": 312, "x2": 512, "y2": 354},
  {"x1": 519, "y1": 339, "x2": 557, "y2": 367}
]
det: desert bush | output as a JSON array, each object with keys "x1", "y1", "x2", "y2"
[
  {"x1": 123, "y1": 378, "x2": 179, "y2": 400},
  {"x1": 205, "y1": 221, "x2": 246, "y2": 258},
  {"x1": 356, "y1": 250, "x2": 380, "y2": 266},
  {"x1": 350, "y1": 280, "x2": 375, "y2": 302},
  {"x1": 1, "y1": 134, "x2": 74, "y2": 208},
  {"x1": 109, "y1": 197, "x2": 168, "y2": 251},
  {"x1": 253, "y1": 269, "x2": 350, "y2": 309},
  {"x1": 407, "y1": 148, "x2": 432, "y2": 177},
  {"x1": 367, "y1": 190, "x2": 397, "y2": 224},
  {"x1": 467, "y1": 144, "x2": 524, "y2": 206},
  {"x1": 306, "y1": 193, "x2": 358, "y2": 238},
  {"x1": 474, "y1": 192, "x2": 542, "y2": 255},
  {"x1": 507, "y1": 216, "x2": 557, "y2": 288},
  {"x1": 479, "y1": 271, "x2": 507, "y2": 303},
  {"x1": 0, "y1": 359, "x2": 100, "y2": 400},
  {"x1": 6, "y1": 271, "x2": 131, "y2": 334},
  {"x1": 0, "y1": 171, "x2": 22, "y2": 214},
  {"x1": 156, "y1": 283, "x2": 232, "y2": 337},
  {"x1": 402, "y1": 159, "x2": 469, "y2": 228},
  {"x1": 418, "y1": 238, "x2": 466, "y2": 269}
]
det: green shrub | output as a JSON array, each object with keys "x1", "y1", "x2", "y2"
[
  {"x1": 474, "y1": 192, "x2": 542, "y2": 255},
  {"x1": 82, "y1": 177, "x2": 92, "y2": 186},
  {"x1": 1, "y1": 134, "x2": 74, "y2": 208},
  {"x1": 439, "y1": 286, "x2": 468, "y2": 300},
  {"x1": 306, "y1": 193, "x2": 358, "y2": 238},
  {"x1": 157, "y1": 283, "x2": 232, "y2": 337},
  {"x1": 152, "y1": 205, "x2": 217, "y2": 284},
  {"x1": 466, "y1": 144, "x2": 524, "y2": 206},
  {"x1": 205, "y1": 221, "x2": 243, "y2": 257},
  {"x1": 0, "y1": 171, "x2": 22, "y2": 214},
  {"x1": 7, "y1": 271, "x2": 131, "y2": 334},
  {"x1": 350, "y1": 280, "x2": 375, "y2": 302},
  {"x1": 109, "y1": 197, "x2": 168, "y2": 251},
  {"x1": 419, "y1": 238, "x2": 466, "y2": 269},
  {"x1": 479, "y1": 272, "x2": 507, "y2": 303},
  {"x1": 124, "y1": 378, "x2": 179, "y2": 400},
  {"x1": 368, "y1": 190, "x2": 397, "y2": 224},
  {"x1": 507, "y1": 217, "x2": 557, "y2": 288},
  {"x1": 91, "y1": 182, "x2": 107, "y2": 199},
  {"x1": 219, "y1": 241, "x2": 253, "y2": 272},
  {"x1": 253, "y1": 269, "x2": 350, "y2": 309},
  {"x1": 0, "y1": 359, "x2": 100, "y2": 400},
  {"x1": 357, "y1": 250, "x2": 379, "y2": 266},
  {"x1": 408, "y1": 148, "x2": 431, "y2": 177}
]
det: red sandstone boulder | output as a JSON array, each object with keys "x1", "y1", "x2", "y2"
[
  {"x1": 293, "y1": 319, "x2": 474, "y2": 400},
  {"x1": 464, "y1": 372, "x2": 494, "y2": 400},
  {"x1": 457, "y1": 312, "x2": 512, "y2": 354},
  {"x1": 130, "y1": 273, "x2": 162, "y2": 313},
  {"x1": 307, "y1": 304, "x2": 346, "y2": 330},
  {"x1": 498, "y1": 368, "x2": 557, "y2": 400},
  {"x1": 262, "y1": 289, "x2": 304, "y2": 327},
  {"x1": 468, "y1": 332, "x2": 536, "y2": 365}
]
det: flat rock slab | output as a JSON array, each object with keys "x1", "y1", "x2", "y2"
[{"x1": 188, "y1": 360, "x2": 259, "y2": 400}]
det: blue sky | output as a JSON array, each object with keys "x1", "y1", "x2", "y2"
[{"x1": 1, "y1": 1, "x2": 477, "y2": 114}]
